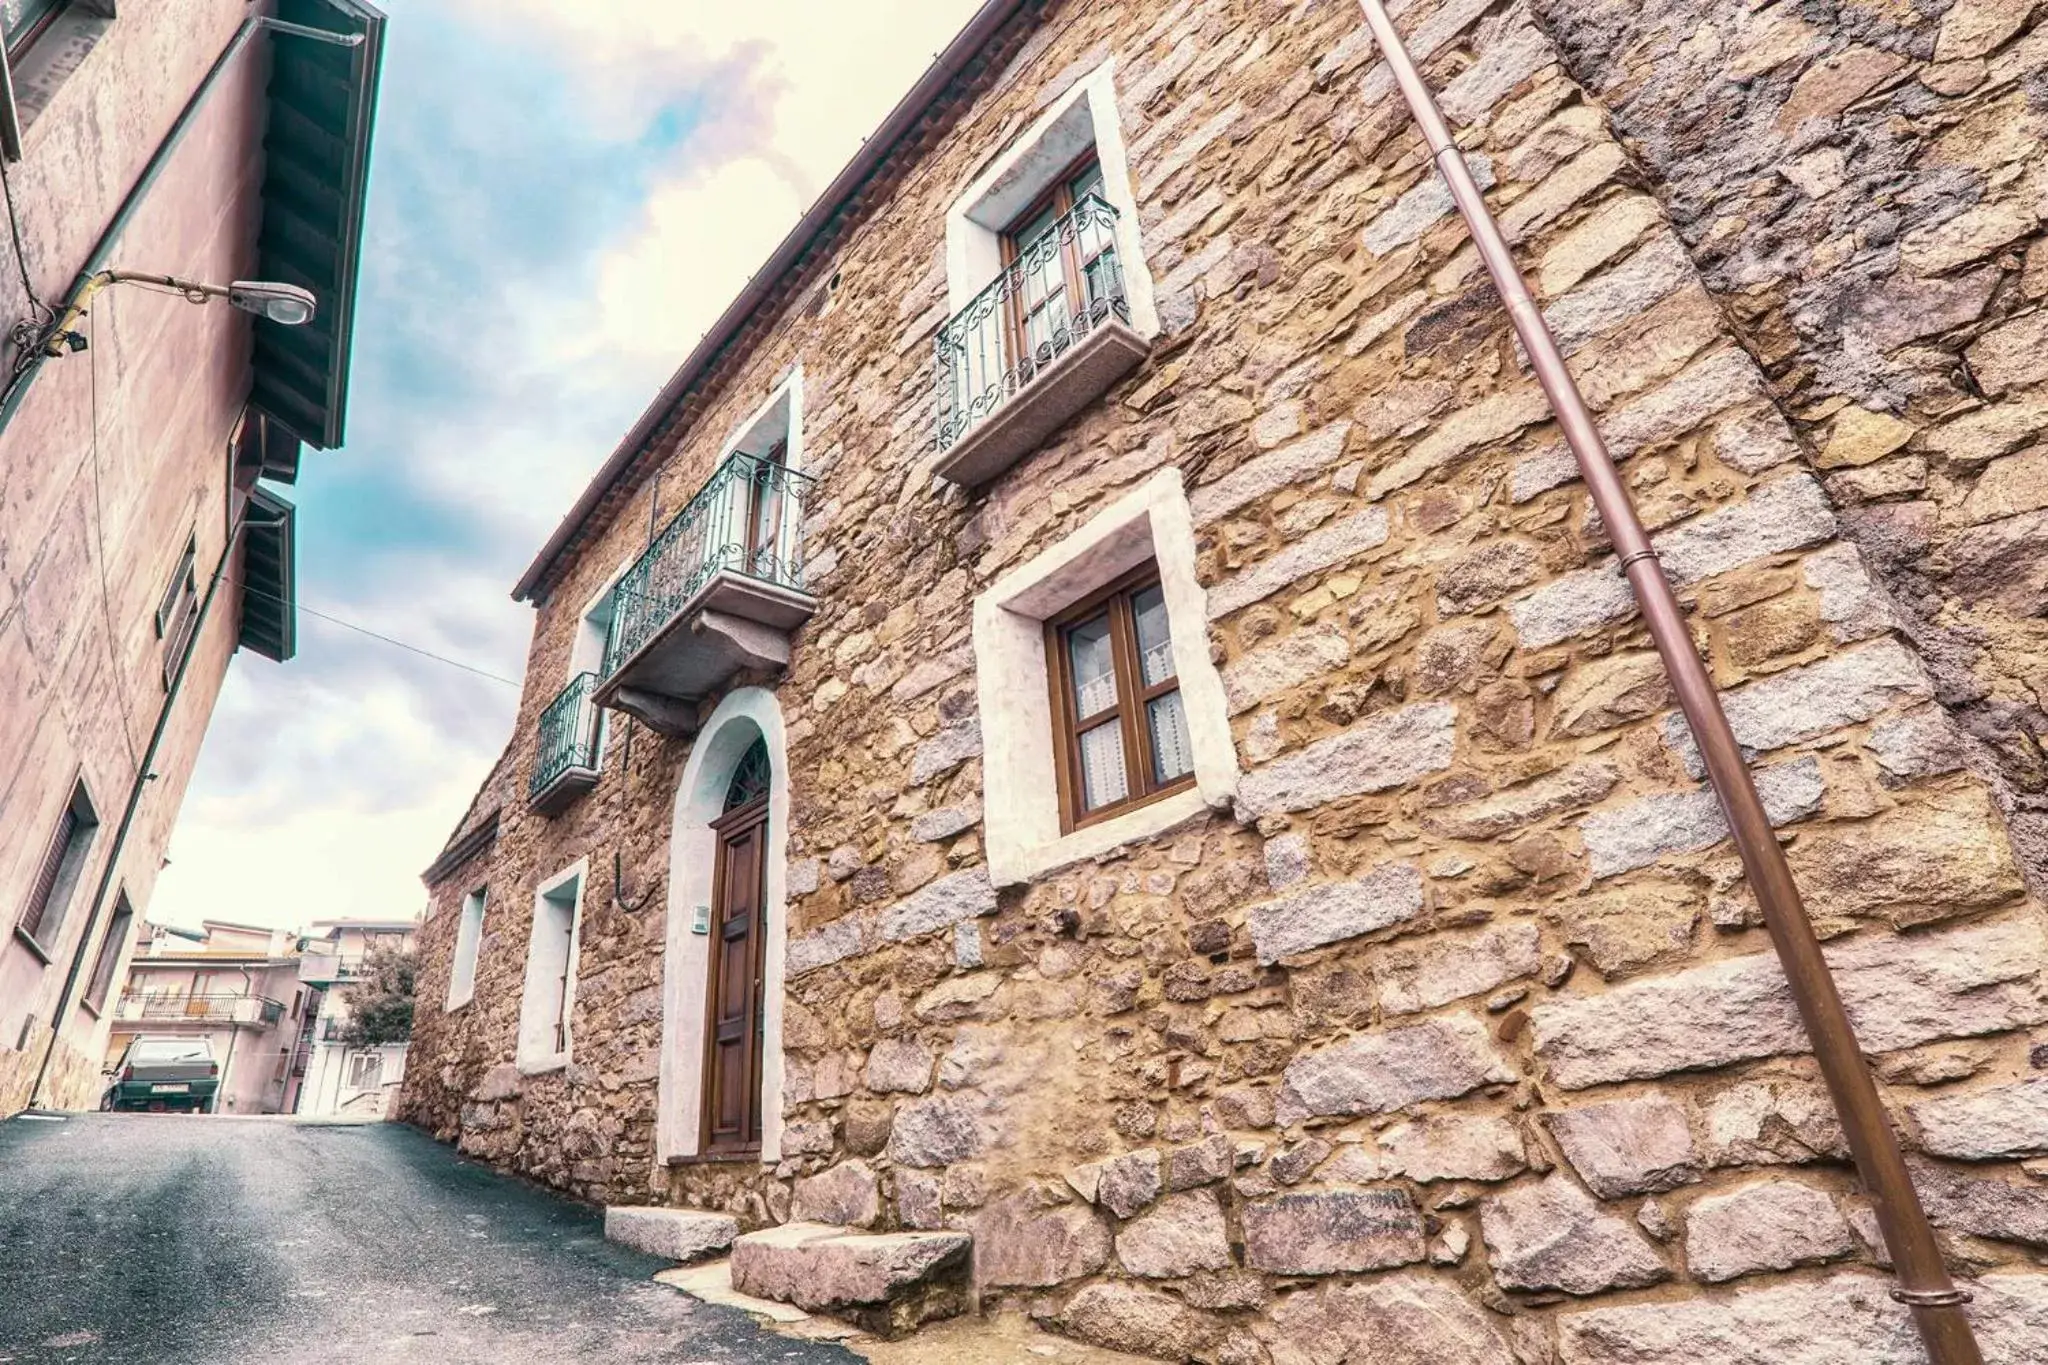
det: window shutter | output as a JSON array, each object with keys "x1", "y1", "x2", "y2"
[{"x1": 19, "y1": 805, "x2": 77, "y2": 944}]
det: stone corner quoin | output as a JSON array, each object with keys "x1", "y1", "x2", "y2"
[{"x1": 395, "y1": 0, "x2": 2048, "y2": 1359}]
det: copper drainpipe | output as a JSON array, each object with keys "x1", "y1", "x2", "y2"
[{"x1": 1347, "y1": 2, "x2": 1982, "y2": 1359}]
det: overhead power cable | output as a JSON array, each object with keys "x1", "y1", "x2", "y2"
[{"x1": 232, "y1": 578, "x2": 521, "y2": 687}]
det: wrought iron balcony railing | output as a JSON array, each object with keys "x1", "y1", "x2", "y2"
[
  {"x1": 530, "y1": 671, "x2": 601, "y2": 803},
  {"x1": 116, "y1": 992, "x2": 285, "y2": 1025},
  {"x1": 602, "y1": 449, "x2": 815, "y2": 680},
  {"x1": 935, "y1": 192, "x2": 1133, "y2": 459}
]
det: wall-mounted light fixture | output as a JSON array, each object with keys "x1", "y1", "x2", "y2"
[{"x1": 37, "y1": 269, "x2": 317, "y2": 356}]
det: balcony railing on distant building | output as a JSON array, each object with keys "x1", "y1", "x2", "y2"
[
  {"x1": 933, "y1": 193, "x2": 1149, "y2": 488},
  {"x1": 529, "y1": 671, "x2": 602, "y2": 814},
  {"x1": 115, "y1": 993, "x2": 285, "y2": 1026},
  {"x1": 298, "y1": 953, "x2": 370, "y2": 986},
  {"x1": 591, "y1": 450, "x2": 818, "y2": 733}
]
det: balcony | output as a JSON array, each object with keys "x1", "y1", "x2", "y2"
[
  {"x1": 934, "y1": 193, "x2": 1151, "y2": 489},
  {"x1": 529, "y1": 672, "x2": 602, "y2": 814},
  {"x1": 298, "y1": 953, "x2": 369, "y2": 986},
  {"x1": 115, "y1": 993, "x2": 285, "y2": 1026},
  {"x1": 595, "y1": 450, "x2": 816, "y2": 734}
]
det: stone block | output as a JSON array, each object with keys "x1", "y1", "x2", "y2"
[
  {"x1": 603, "y1": 1206, "x2": 738, "y2": 1263},
  {"x1": 1190, "y1": 421, "x2": 1353, "y2": 526},
  {"x1": 1549, "y1": 652, "x2": 1671, "y2": 739},
  {"x1": 1910, "y1": 1077, "x2": 2048, "y2": 1160},
  {"x1": 1362, "y1": 155, "x2": 1496, "y2": 255},
  {"x1": 1662, "y1": 640, "x2": 1931, "y2": 776},
  {"x1": 974, "y1": 1194, "x2": 1112, "y2": 1288},
  {"x1": 1223, "y1": 622, "x2": 1352, "y2": 714},
  {"x1": 1422, "y1": 761, "x2": 1619, "y2": 840},
  {"x1": 1246, "y1": 861, "x2": 1425, "y2": 964},
  {"x1": 864, "y1": 1037, "x2": 935, "y2": 1094},
  {"x1": 1544, "y1": 887, "x2": 1698, "y2": 980},
  {"x1": 1701, "y1": 1080, "x2": 1847, "y2": 1168},
  {"x1": 729, "y1": 1222, "x2": 972, "y2": 1337},
  {"x1": 1060, "y1": 1282, "x2": 1217, "y2": 1361},
  {"x1": 1205, "y1": 506, "x2": 1391, "y2": 620},
  {"x1": 1373, "y1": 923, "x2": 1542, "y2": 1015},
  {"x1": 1481, "y1": 1174, "x2": 1667, "y2": 1294},
  {"x1": 878, "y1": 867, "x2": 996, "y2": 944},
  {"x1": 1684, "y1": 1179, "x2": 1855, "y2": 1282},
  {"x1": 1577, "y1": 756, "x2": 1822, "y2": 879},
  {"x1": 1545, "y1": 1097, "x2": 1702, "y2": 1199},
  {"x1": 1279, "y1": 1016, "x2": 1516, "y2": 1121},
  {"x1": 886, "y1": 1096, "x2": 984, "y2": 1167},
  {"x1": 1242, "y1": 1188, "x2": 1426, "y2": 1275},
  {"x1": 1267, "y1": 1274, "x2": 1519, "y2": 1365},
  {"x1": 1966, "y1": 307, "x2": 2048, "y2": 397},
  {"x1": 1235, "y1": 702, "x2": 1455, "y2": 816},
  {"x1": 1531, "y1": 918, "x2": 2048, "y2": 1089},
  {"x1": 1099, "y1": 1148, "x2": 1163, "y2": 1218},
  {"x1": 1910, "y1": 1156, "x2": 2048, "y2": 1246},
  {"x1": 1377, "y1": 1112, "x2": 1527, "y2": 1183},
  {"x1": 791, "y1": 1160, "x2": 882, "y2": 1228},
  {"x1": 1775, "y1": 786, "x2": 2025, "y2": 929},
  {"x1": 1117, "y1": 1190, "x2": 1235, "y2": 1277}
]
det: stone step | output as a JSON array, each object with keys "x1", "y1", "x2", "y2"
[
  {"x1": 729, "y1": 1221, "x2": 973, "y2": 1338},
  {"x1": 603, "y1": 1206, "x2": 739, "y2": 1264}
]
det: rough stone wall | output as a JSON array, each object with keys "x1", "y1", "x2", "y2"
[
  {"x1": 0, "y1": 2, "x2": 270, "y2": 1116},
  {"x1": 1526, "y1": 0, "x2": 2048, "y2": 898},
  {"x1": 400, "y1": 0, "x2": 2048, "y2": 1359}
]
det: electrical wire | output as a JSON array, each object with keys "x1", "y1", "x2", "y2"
[
  {"x1": 0, "y1": 152, "x2": 48, "y2": 321},
  {"x1": 230, "y1": 577, "x2": 521, "y2": 687}
]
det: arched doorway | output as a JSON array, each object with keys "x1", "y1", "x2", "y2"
[{"x1": 656, "y1": 689, "x2": 790, "y2": 1163}]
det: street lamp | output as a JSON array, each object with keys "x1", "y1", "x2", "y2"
[{"x1": 37, "y1": 269, "x2": 317, "y2": 356}]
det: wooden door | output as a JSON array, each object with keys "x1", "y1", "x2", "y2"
[{"x1": 702, "y1": 798, "x2": 768, "y2": 1153}]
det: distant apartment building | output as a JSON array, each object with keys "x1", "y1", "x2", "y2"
[
  {"x1": 400, "y1": 0, "x2": 2048, "y2": 1356},
  {"x1": 294, "y1": 917, "x2": 415, "y2": 1119},
  {"x1": 111, "y1": 920, "x2": 311, "y2": 1114},
  {"x1": 0, "y1": 0, "x2": 385, "y2": 1117}
]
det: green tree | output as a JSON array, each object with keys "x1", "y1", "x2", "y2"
[{"x1": 339, "y1": 944, "x2": 416, "y2": 1048}]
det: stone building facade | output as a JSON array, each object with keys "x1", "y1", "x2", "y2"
[
  {"x1": 399, "y1": 0, "x2": 2048, "y2": 1358},
  {"x1": 0, "y1": 0, "x2": 383, "y2": 1116}
]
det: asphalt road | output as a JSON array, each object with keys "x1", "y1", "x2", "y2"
[{"x1": 0, "y1": 1113, "x2": 859, "y2": 1365}]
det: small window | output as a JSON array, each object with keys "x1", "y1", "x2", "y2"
[
  {"x1": 1046, "y1": 566, "x2": 1195, "y2": 831},
  {"x1": 446, "y1": 887, "x2": 485, "y2": 1011},
  {"x1": 14, "y1": 780, "x2": 98, "y2": 958},
  {"x1": 346, "y1": 1051, "x2": 384, "y2": 1091},
  {"x1": 156, "y1": 537, "x2": 199, "y2": 689},
  {"x1": 517, "y1": 868, "x2": 582, "y2": 1071},
  {"x1": 81, "y1": 893, "x2": 131, "y2": 1013}
]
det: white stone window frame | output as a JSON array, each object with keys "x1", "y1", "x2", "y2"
[
  {"x1": 515, "y1": 858, "x2": 587, "y2": 1076},
  {"x1": 655, "y1": 686, "x2": 792, "y2": 1165},
  {"x1": 444, "y1": 885, "x2": 485, "y2": 1013},
  {"x1": 567, "y1": 558, "x2": 633, "y2": 766},
  {"x1": 945, "y1": 58, "x2": 1158, "y2": 338},
  {"x1": 973, "y1": 467, "x2": 1238, "y2": 887}
]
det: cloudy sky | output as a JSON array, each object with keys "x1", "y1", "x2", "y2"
[{"x1": 148, "y1": 0, "x2": 983, "y2": 932}]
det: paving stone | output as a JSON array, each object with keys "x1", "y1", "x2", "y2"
[
  {"x1": 1545, "y1": 1097, "x2": 1702, "y2": 1199},
  {"x1": 1684, "y1": 1179, "x2": 1856, "y2": 1282},
  {"x1": 1247, "y1": 861, "x2": 1425, "y2": 964},
  {"x1": 1531, "y1": 918, "x2": 2048, "y2": 1089},
  {"x1": 1242, "y1": 1188, "x2": 1426, "y2": 1275},
  {"x1": 1267, "y1": 1273, "x2": 1519, "y2": 1365},
  {"x1": 1279, "y1": 1016, "x2": 1517, "y2": 1120},
  {"x1": 1910, "y1": 1077, "x2": 2048, "y2": 1160},
  {"x1": 1117, "y1": 1190, "x2": 1235, "y2": 1277},
  {"x1": 1479, "y1": 1174, "x2": 1669, "y2": 1295},
  {"x1": 603, "y1": 1206, "x2": 738, "y2": 1263},
  {"x1": 1236, "y1": 702, "x2": 1456, "y2": 816}
]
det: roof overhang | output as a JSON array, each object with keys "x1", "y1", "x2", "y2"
[
  {"x1": 422, "y1": 809, "x2": 500, "y2": 888},
  {"x1": 238, "y1": 484, "x2": 297, "y2": 661},
  {"x1": 510, "y1": 0, "x2": 1044, "y2": 604},
  {"x1": 249, "y1": 0, "x2": 386, "y2": 451}
]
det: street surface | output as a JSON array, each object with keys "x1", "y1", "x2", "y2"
[{"x1": 0, "y1": 1113, "x2": 858, "y2": 1365}]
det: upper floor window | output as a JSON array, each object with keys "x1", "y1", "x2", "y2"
[
  {"x1": 446, "y1": 887, "x2": 485, "y2": 1011},
  {"x1": 1048, "y1": 567, "x2": 1195, "y2": 830},
  {"x1": 157, "y1": 536, "x2": 199, "y2": 690},
  {"x1": 936, "y1": 60, "x2": 1157, "y2": 488},
  {"x1": 3, "y1": 0, "x2": 64, "y2": 63},
  {"x1": 81, "y1": 891, "x2": 131, "y2": 1014}
]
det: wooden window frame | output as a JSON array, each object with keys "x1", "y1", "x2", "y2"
[
  {"x1": 741, "y1": 437, "x2": 789, "y2": 577},
  {"x1": 15, "y1": 777, "x2": 97, "y2": 960},
  {"x1": 997, "y1": 150, "x2": 1110, "y2": 372},
  {"x1": 1045, "y1": 563, "x2": 1194, "y2": 834},
  {"x1": 4, "y1": 0, "x2": 68, "y2": 65}
]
